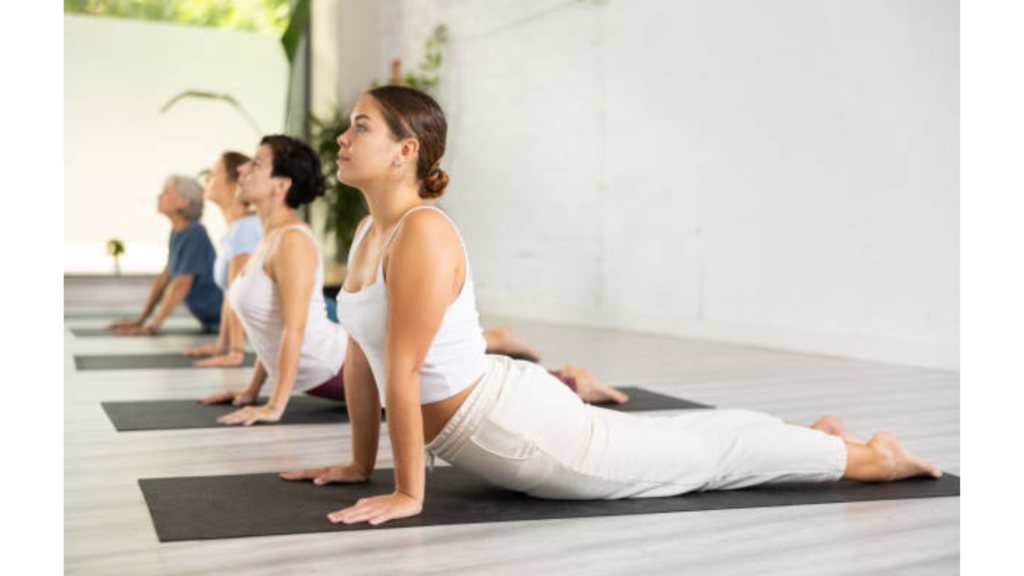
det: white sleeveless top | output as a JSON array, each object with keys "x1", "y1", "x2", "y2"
[
  {"x1": 337, "y1": 207, "x2": 488, "y2": 404},
  {"x1": 227, "y1": 224, "x2": 347, "y2": 392}
]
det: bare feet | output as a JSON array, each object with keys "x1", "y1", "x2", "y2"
[
  {"x1": 483, "y1": 325, "x2": 542, "y2": 362},
  {"x1": 560, "y1": 363, "x2": 629, "y2": 405},
  {"x1": 868, "y1": 431, "x2": 943, "y2": 480},
  {"x1": 812, "y1": 415, "x2": 867, "y2": 444}
]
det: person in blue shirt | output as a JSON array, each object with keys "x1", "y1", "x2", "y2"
[
  {"x1": 108, "y1": 175, "x2": 223, "y2": 335},
  {"x1": 183, "y1": 152, "x2": 263, "y2": 366}
]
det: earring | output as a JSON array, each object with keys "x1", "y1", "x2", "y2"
[{"x1": 393, "y1": 160, "x2": 402, "y2": 169}]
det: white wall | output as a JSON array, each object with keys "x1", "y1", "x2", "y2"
[
  {"x1": 364, "y1": 0, "x2": 960, "y2": 370},
  {"x1": 64, "y1": 15, "x2": 288, "y2": 273}
]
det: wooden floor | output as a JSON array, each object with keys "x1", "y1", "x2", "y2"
[{"x1": 64, "y1": 300, "x2": 959, "y2": 574}]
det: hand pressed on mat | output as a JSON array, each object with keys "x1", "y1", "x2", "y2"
[
  {"x1": 116, "y1": 324, "x2": 158, "y2": 336},
  {"x1": 193, "y1": 351, "x2": 246, "y2": 368},
  {"x1": 215, "y1": 404, "x2": 282, "y2": 426},
  {"x1": 327, "y1": 491, "x2": 422, "y2": 526},
  {"x1": 199, "y1": 388, "x2": 257, "y2": 406},
  {"x1": 279, "y1": 463, "x2": 370, "y2": 486},
  {"x1": 184, "y1": 343, "x2": 224, "y2": 357}
]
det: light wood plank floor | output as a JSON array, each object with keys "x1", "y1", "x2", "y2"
[{"x1": 65, "y1": 308, "x2": 959, "y2": 575}]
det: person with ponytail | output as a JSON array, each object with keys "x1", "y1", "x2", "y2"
[
  {"x1": 280, "y1": 86, "x2": 942, "y2": 526},
  {"x1": 183, "y1": 151, "x2": 262, "y2": 367},
  {"x1": 199, "y1": 135, "x2": 620, "y2": 425}
]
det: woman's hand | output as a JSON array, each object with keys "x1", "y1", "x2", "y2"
[
  {"x1": 199, "y1": 388, "x2": 257, "y2": 406},
  {"x1": 193, "y1": 351, "x2": 246, "y2": 368},
  {"x1": 184, "y1": 343, "x2": 225, "y2": 357},
  {"x1": 116, "y1": 324, "x2": 157, "y2": 336},
  {"x1": 216, "y1": 404, "x2": 283, "y2": 426},
  {"x1": 279, "y1": 463, "x2": 370, "y2": 486},
  {"x1": 326, "y1": 492, "x2": 422, "y2": 526},
  {"x1": 107, "y1": 318, "x2": 142, "y2": 330}
]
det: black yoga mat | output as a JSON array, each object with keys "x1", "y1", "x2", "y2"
[
  {"x1": 74, "y1": 352, "x2": 257, "y2": 371},
  {"x1": 103, "y1": 396, "x2": 350, "y2": 431},
  {"x1": 64, "y1": 310, "x2": 191, "y2": 320},
  {"x1": 101, "y1": 388, "x2": 711, "y2": 431},
  {"x1": 69, "y1": 326, "x2": 214, "y2": 338},
  {"x1": 139, "y1": 466, "x2": 960, "y2": 542}
]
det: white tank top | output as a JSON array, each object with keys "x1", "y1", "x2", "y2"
[
  {"x1": 337, "y1": 206, "x2": 488, "y2": 404},
  {"x1": 227, "y1": 224, "x2": 346, "y2": 392}
]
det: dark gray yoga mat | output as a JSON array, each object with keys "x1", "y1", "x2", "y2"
[
  {"x1": 102, "y1": 396, "x2": 350, "y2": 431},
  {"x1": 101, "y1": 388, "x2": 711, "y2": 431},
  {"x1": 139, "y1": 466, "x2": 960, "y2": 542},
  {"x1": 74, "y1": 352, "x2": 257, "y2": 371},
  {"x1": 64, "y1": 309, "x2": 191, "y2": 320},
  {"x1": 69, "y1": 326, "x2": 214, "y2": 338}
]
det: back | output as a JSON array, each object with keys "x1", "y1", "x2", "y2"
[{"x1": 168, "y1": 221, "x2": 222, "y2": 328}]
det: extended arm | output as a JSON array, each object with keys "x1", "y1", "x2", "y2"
[{"x1": 216, "y1": 230, "x2": 317, "y2": 425}]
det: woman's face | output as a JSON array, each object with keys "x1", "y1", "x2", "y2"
[
  {"x1": 236, "y1": 145, "x2": 277, "y2": 205},
  {"x1": 203, "y1": 157, "x2": 232, "y2": 203},
  {"x1": 156, "y1": 180, "x2": 186, "y2": 218},
  {"x1": 336, "y1": 94, "x2": 405, "y2": 188}
]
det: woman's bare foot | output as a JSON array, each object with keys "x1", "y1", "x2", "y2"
[
  {"x1": 812, "y1": 415, "x2": 867, "y2": 444},
  {"x1": 868, "y1": 431, "x2": 943, "y2": 480},
  {"x1": 560, "y1": 364, "x2": 629, "y2": 404},
  {"x1": 483, "y1": 325, "x2": 542, "y2": 362}
]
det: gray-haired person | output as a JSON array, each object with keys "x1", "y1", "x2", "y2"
[{"x1": 109, "y1": 175, "x2": 223, "y2": 335}]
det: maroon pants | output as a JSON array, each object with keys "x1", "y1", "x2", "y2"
[{"x1": 304, "y1": 367, "x2": 576, "y2": 402}]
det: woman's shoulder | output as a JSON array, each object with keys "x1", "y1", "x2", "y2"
[{"x1": 391, "y1": 207, "x2": 461, "y2": 256}]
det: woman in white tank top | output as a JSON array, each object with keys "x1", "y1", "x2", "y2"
[
  {"x1": 281, "y1": 86, "x2": 942, "y2": 526},
  {"x1": 199, "y1": 136, "x2": 348, "y2": 425},
  {"x1": 194, "y1": 135, "x2": 614, "y2": 426}
]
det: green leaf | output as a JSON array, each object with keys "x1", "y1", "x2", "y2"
[{"x1": 280, "y1": 0, "x2": 311, "y2": 64}]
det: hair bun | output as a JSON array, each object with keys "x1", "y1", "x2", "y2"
[{"x1": 420, "y1": 167, "x2": 449, "y2": 199}]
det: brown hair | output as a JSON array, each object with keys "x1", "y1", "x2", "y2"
[
  {"x1": 368, "y1": 85, "x2": 449, "y2": 199},
  {"x1": 220, "y1": 151, "x2": 250, "y2": 183}
]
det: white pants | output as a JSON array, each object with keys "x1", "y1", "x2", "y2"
[{"x1": 426, "y1": 355, "x2": 847, "y2": 499}]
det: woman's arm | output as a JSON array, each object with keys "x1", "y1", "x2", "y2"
[
  {"x1": 119, "y1": 273, "x2": 192, "y2": 335},
  {"x1": 189, "y1": 254, "x2": 250, "y2": 364},
  {"x1": 280, "y1": 337, "x2": 380, "y2": 486},
  {"x1": 109, "y1": 267, "x2": 168, "y2": 330},
  {"x1": 185, "y1": 296, "x2": 229, "y2": 356},
  {"x1": 343, "y1": 337, "x2": 381, "y2": 477},
  {"x1": 200, "y1": 357, "x2": 267, "y2": 406},
  {"x1": 145, "y1": 274, "x2": 194, "y2": 331},
  {"x1": 216, "y1": 230, "x2": 317, "y2": 425},
  {"x1": 329, "y1": 211, "x2": 463, "y2": 526}
]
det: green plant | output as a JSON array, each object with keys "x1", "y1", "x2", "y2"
[
  {"x1": 107, "y1": 238, "x2": 125, "y2": 258},
  {"x1": 64, "y1": 0, "x2": 291, "y2": 35},
  {"x1": 160, "y1": 90, "x2": 263, "y2": 136},
  {"x1": 398, "y1": 24, "x2": 449, "y2": 97},
  {"x1": 309, "y1": 111, "x2": 367, "y2": 263}
]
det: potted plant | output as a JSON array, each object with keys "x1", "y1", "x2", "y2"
[{"x1": 107, "y1": 238, "x2": 125, "y2": 276}]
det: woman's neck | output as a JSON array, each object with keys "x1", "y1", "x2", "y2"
[
  {"x1": 254, "y1": 200, "x2": 299, "y2": 233},
  {"x1": 363, "y1": 180, "x2": 425, "y2": 231},
  {"x1": 168, "y1": 213, "x2": 192, "y2": 232},
  {"x1": 215, "y1": 197, "x2": 252, "y2": 226}
]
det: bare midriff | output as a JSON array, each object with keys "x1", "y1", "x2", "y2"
[{"x1": 421, "y1": 374, "x2": 482, "y2": 444}]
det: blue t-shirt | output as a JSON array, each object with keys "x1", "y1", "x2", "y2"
[
  {"x1": 168, "y1": 221, "x2": 223, "y2": 328},
  {"x1": 213, "y1": 214, "x2": 262, "y2": 290}
]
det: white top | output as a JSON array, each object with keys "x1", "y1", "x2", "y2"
[
  {"x1": 214, "y1": 214, "x2": 262, "y2": 290},
  {"x1": 337, "y1": 206, "x2": 488, "y2": 404},
  {"x1": 227, "y1": 224, "x2": 347, "y2": 392}
]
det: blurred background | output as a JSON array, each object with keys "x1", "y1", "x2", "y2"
[{"x1": 63, "y1": 0, "x2": 958, "y2": 371}]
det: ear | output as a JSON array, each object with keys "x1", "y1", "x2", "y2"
[
  {"x1": 274, "y1": 176, "x2": 294, "y2": 201},
  {"x1": 398, "y1": 138, "x2": 420, "y2": 166}
]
